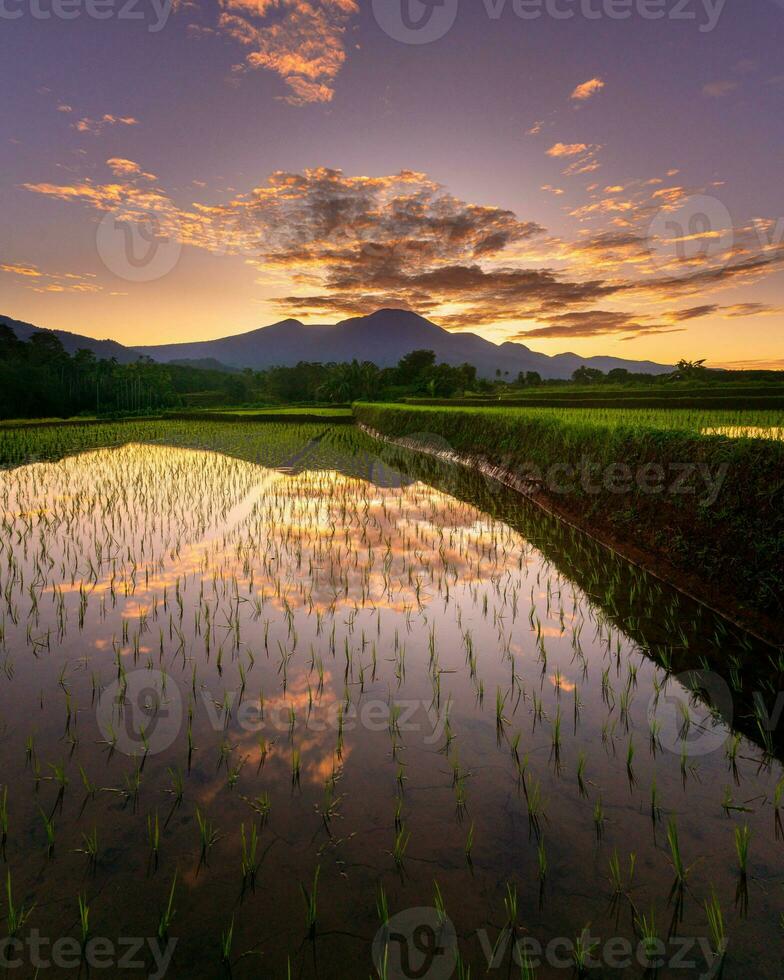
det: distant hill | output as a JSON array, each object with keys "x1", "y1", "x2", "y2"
[
  {"x1": 0, "y1": 315, "x2": 140, "y2": 364},
  {"x1": 2, "y1": 309, "x2": 673, "y2": 379},
  {"x1": 135, "y1": 309, "x2": 672, "y2": 379}
]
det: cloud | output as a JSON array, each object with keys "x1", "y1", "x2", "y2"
[
  {"x1": 526, "y1": 120, "x2": 544, "y2": 135},
  {"x1": 720, "y1": 302, "x2": 778, "y2": 317},
  {"x1": 714, "y1": 357, "x2": 784, "y2": 370},
  {"x1": 547, "y1": 142, "x2": 588, "y2": 158},
  {"x1": 21, "y1": 163, "x2": 784, "y2": 337},
  {"x1": 74, "y1": 114, "x2": 139, "y2": 135},
  {"x1": 509, "y1": 310, "x2": 682, "y2": 340},
  {"x1": 547, "y1": 142, "x2": 602, "y2": 176},
  {"x1": 0, "y1": 261, "x2": 99, "y2": 293},
  {"x1": 106, "y1": 158, "x2": 157, "y2": 180},
  {"x1": 702, "y1": 80, "x2": 738, "y2": 98},
  {"x1": 1, "y1": 263, "x2": 43, "y2": 278},
  {"x1": 571, "y1": 78, "x2": 605, "y2": 101},
  {"x1": 207, "y1": 0, "x2": 359, "y2": 104}
]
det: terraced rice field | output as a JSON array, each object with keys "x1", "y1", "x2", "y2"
[{"x1": 0, "y1": 421, "x2": 782, "y2": 978}]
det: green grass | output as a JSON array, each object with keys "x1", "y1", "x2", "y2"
[
  {"x1": 196, "y1": 406, "x2": 353, "y2": 417},
  {"x1": 376, "y1": 402, "x2": 784, "y2": 436},
  {"x1": 354, "y1": 402, "x2": 784, "y2": 627}
]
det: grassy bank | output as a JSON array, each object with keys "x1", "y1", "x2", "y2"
[{"x1": 354, "y1": 402, "x2": 784, "y2": 633}]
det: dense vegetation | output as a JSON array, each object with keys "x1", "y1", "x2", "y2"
[
  {"x1": 0, "y1": 330, "x2": 479, "y2": 419},
  {"x1": 354, "y1": 402, "x2": 784, "y2": 633}
]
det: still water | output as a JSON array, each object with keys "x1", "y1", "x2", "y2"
[{"x1": 0, "y1": 424, "x2": 781, "y2": 978}]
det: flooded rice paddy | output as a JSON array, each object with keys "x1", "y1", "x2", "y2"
[{"x1": 0, "y1": 423, "x2": 782, "y2": 978}]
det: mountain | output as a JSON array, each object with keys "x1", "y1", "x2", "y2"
[
  {"x1": 133, "y1": 309, "x2": 672, "y2": 378},
  {"x1": 2, "y1": 309, "x2": 672, "y2": 379},
  {"x1": 0, "y1": 315, "x2": 142, "y2": 364}
]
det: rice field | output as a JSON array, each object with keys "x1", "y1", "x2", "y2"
[
  {"x1": 0, "y1": 421, "x2": 782, "y2": 978},
  {"x1": 378, "y1": 403, "x2": 784, "y2": 437}
]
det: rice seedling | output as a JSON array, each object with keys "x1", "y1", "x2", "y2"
[
  {"x1": 465, "y1": 821, "x2": 474, "y2": 864},
  {"x1": 537, "y1": 838, "x2": 547, "y2": 882},
  {"x1": 667, "y1": 818, "x2": 688, "y2": 884},
  {"x1": 196, "y1": 808, "x2": 220, "y2": 861},
  {"x1": 301, "y1": 864, "x2": 320, "y2": 939},
  {"x1": 634, "y1": 907, "x2": 659, "y2": 961},
  {"x1": 157, "y1": 871, "x2": 177, "y2": 943},
  {"x1": 735, "y1": 823, "x2": 751, "y2": 879},
  {"x1": 38, "y1": 807, "x2": 55, "y2": 858},
  {"x1": 704, "y1": 890, "x2": 727, "y2": 964},
  {"x1": 433, "y1": 880, "x2": 447, "y2": 925},
  {"x1": 490, "y1": 883, "x2": 519, "y2": 965},
  {"x1": 392, "y1": 825, "x2": 410, "y2": 869},
  {"x1": 77, "y1": 893, "x2": 90, "y2": 951},
  {"x1": 572, "y1": 926, "x2": 599, "y2": 977},
  {"x1": 220, "y1": 914, "x2": 235, "y2": 968},
  {"x1": 75, "y1": 827, "x2": 99, "y2": 867},
  {"x1": 376, "y1": 883, "x2": 389, "y2": 928},
  {"x1": 240, "y1": 823, "x2": 259, "y2": 886},
  {"x1": 576, "y1": 752, "x2": 587, "y2": 796},
  {"x1": 4, "y1": 871, "x2": 33, "y2": 938}
]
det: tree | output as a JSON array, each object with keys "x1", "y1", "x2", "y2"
[
  {"x1": 571, "y1": 366, "x2": 605, "y2": 384},
  {"x1": 397, "y1": 349, "x2": 436, "y2": 381},
  {"x1": 518, "y1": 370, "x2": 542, "y2": 387},
  {"x1": 671, "y1": 359, "x2": 708, "y2": 381}
]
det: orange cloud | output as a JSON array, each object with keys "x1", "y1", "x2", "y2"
[
  {"x1": 571, "y1": 78, "x2": 605, "y2": 101},
  {"x1": 106, "y1": 158, "x2": 157, "y2": 180},
  {"x1": 547, "y1": 142, "x2": 588, "y2": 157},
  {"x1": 211, "y1": 0, "x2": 359, "y2": 105},
  {"x1": 74, "y1": 114, "x2": 139, "y2": 135}
]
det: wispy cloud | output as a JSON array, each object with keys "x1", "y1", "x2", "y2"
[
  {"x1": 702, "y1": 80, "x2": 738, "y2": 98},
  {"x1": 571, "y1": 78, "x2": 605, "y2": 101},
  {"x1": 547, "y1": 142, "x2": 588, "y2": 158},
  {"x1": 73, "y1": 114, "x2": 139, "y2": 135},
  {"x1": 209, "y1": 0, "x2": 359, "y2": 105}
]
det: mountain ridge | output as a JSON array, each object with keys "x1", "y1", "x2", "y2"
[{"x1": 1, "y1": 309, "x2": 673, "y2": 379}]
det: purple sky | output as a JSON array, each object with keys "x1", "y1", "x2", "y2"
[{"x1": 1, "y1": 0, "x2": 782, "y2": 366}]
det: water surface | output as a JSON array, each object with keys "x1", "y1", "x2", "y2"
[{"x1": 0, "y1": 425, "x2": 781, "y2": 978}]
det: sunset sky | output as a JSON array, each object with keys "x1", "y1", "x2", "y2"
[{"x1": 1, "y1": 0, "x2": 782, "y2": 367}]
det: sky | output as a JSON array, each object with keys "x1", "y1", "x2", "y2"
[{"x1": 1, "y1": 0, "x2": 783, "y2": 367}]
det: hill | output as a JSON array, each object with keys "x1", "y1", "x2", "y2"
[{"x1": 2, "y1": 309, "x2": 672, "y2": 379}]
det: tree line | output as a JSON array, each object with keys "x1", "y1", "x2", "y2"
[{"x1": 0, "y1": 329, "x2": 482, "y2": 418}]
